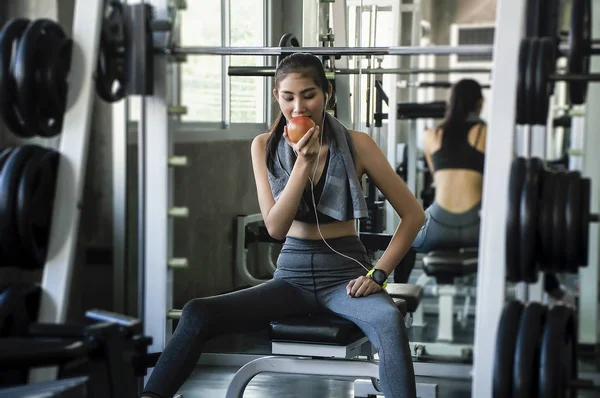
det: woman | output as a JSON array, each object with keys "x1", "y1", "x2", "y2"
[
  {"x1": 413, "y1": 79, "x2": 574, "y2": 305},
  {"x1": 413, "y1": 78, "x2": 486, "y2": 253},
  {"x1": 140, "y1": 53, "x2": 425, "y2": 398}
]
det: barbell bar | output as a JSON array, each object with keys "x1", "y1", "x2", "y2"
[
  {"x1": 227, "y1": 66, "x2": 493, "y2": 77},
  {"x1": 159, "y1": 43, "x2": 600, "y2": 57}
]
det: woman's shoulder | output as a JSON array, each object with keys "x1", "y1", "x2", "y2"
[{"x1": 251, "y1": 132, "x2": 271, "y2": 154}]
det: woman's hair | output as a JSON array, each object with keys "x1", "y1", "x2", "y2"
[
  {"x1": 438, "y1": 78, "x2": 483, "y2": 132},
  {"x1": 265, "y1": 52, "x2": 331, "y2": 172}
]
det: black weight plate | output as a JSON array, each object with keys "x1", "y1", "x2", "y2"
[
  {"x1": 0, "y1": 19, "x2": 30, "y2": 138},
  {"x1": 38, "y1": 31, "x2": 72, "y2": 137},
  {"x1": 17, "y1": 147, "x2": 59, "y2": 269},
  {"x1": 541, "y1": 0, "x2": 561, "y2": 39},
  {"x1": 513, "y1": 302, "x2": 547, "y2": 398},
  {"x1": 525, "y1": 0, "x2": 542, "y2": 37},
  {"x1": 535, "y1": 37, "x2": 556, "y2": 125},
  {"x1": 526, "y1": 38, "x2": 540, "y2": 125},
  {"x1": 0, "y1": 147, "x2": 14, "y2": 264},
  {"x1": 506, "y1": 157, "x2": 526, "y2": 282},
  {"x1": 519, "y1": 157, "x2": 543, "y2": 282},
  {"x1": 564, "y1": 171, "x2": 581, "y2": 273},
  {"x1": 539, "y1": 168, "x2": 556, "y2": 271},
  {"x1": 539, "y1": 305, "x2": 577, "y2": 398},
  {"x1": 0, "y1": 145, "x2": 39, "y2": 267},
  {"x1": 577, "y1": 178, "x2": 590, "y2": 266},
  {"x1": 551, "y1": 171, "x2": 568, "y2": 272},
  {"x1": 96, "y1": 0, "x2": 127, "y2": 103},
  {"x1": 14, "y1": 19, "x2": 69, "y2": 138},
  {"x1": 493, "y1": 300, "x2": 524, "y2": 398},
  {"x1": 277, "y1": 33, "x2": 300, "y2": 67},
  {"x1": 516, "y1": 39, "x2": 531, "y2": 125},
  {"x1": 567, "y1": 0, "x2": 591, "y2": 105}
]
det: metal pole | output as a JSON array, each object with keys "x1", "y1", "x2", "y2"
[
  {"x1": 164, "y1": 43, "x2": 600, "y2": 56},
  {"x1": 228, "y1": 66, "x2": 493, "y2": 76}
]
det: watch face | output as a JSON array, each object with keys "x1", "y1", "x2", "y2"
[{"x1": 373, "y1": 269, "x2": 386, "y2": 285}]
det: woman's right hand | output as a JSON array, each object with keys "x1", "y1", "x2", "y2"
[{"x1": 283, "y1": 124, "x2": 321, "y2": 166}]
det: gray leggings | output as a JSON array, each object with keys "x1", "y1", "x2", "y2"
[
  {"x1": 141, "y1": 235, "x2": 416, "y2": 398},
  {"x1": 411, "y1": 201, "x2": 481, "y2": 253}
]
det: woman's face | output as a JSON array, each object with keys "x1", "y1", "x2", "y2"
[{"x1": 274, "y1": 72, "x2": 327, "y2": 128}]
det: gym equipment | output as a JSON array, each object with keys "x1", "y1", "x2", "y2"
[
  {"x1": 493, "y1": 301, "x2": 600, "y2": 397},
  {"x1": 225, "y1": 289, "x2": 438, "y2": 398},
  {"x1": 0, "y1": 308, "x2": 152, "y2": 397},
  {"x1": 0, "y1": 145, "x2": 60, "y2": 270},
  {"x1": 96, "y1": 0, "x2": 127, "y2": 103},
  {"x1": 0, "y1": 18, "x2": 72, "y2": 138},
  {"x1": 422, "y1": 249, "x2": 478, "y2": 343},
  {"x1": 228, "y1": 66, "x2": 492, "y2": 77},
  {"x1": 505, "y1": 156, "x2": 598, "y2": 283},
  {"x1": 277, "y1": 32, "x2": 300, "y2": 66}
]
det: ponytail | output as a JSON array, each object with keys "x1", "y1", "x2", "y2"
[{"x1": 265, "y1": 112, "x2": 286, "y2": 172}]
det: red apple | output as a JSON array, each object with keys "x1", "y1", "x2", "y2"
[{"x1": 287, "y1": 116, "x2": 315, "y2": 143}]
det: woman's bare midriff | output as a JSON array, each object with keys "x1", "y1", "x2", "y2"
[
  {"x1": 433, "y1": 169, "x2": 483, "y2": 213},
  {"x1": 287, "y1": 219, "x2": 358, "y2": 240}
]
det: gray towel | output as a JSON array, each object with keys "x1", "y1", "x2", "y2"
[{"x1": 268, "y1": 112, "x2": 369, "y2": 222}]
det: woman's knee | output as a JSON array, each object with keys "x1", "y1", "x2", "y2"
[{"x1": 180, "y1": 298, "x2": 215, "y2": 331}]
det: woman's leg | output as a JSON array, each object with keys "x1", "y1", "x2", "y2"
[
  {"x1": 319, "y1": 285, "x2": 417, "y2": 398},
  {"x1": 140, "y1": 278, "x2": 319, "y2": 398}
]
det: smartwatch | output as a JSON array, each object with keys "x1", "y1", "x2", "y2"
[{"x1": 368, "y1": 268, "x2": 388, "y2": 287}]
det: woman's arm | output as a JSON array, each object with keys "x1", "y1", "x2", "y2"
[
  {"x1": 250, "y1": 128, "x2": 319, "y2": 240},
  {"x1": 354, "y1": 132, "x2": 426, "y2": 276}
]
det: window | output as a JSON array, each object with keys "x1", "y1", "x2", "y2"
[
  {"x1": 347, "y1": 4, "x2": 395, "y2": 126},
  {"x1": 179, "y1": 0, "x2": 266, "y2": 123}
]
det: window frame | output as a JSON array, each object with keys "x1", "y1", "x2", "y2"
[{"x1": 172, "y1": 0, "x2": 272, "y2": 137}]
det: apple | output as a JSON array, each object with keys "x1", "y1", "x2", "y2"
[{"x1": 287, "y1": 116, "x2": 315, "y2": 143}]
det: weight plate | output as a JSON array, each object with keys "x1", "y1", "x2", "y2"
[
  {"x1": 519, "y1": 157, "x2": 543, "y2": 282},
  {"x1": 526, "y1": 38, "x2": 540, "y2": 125},
  {"x1": 493, "y1": 300, "x2": 524, "y2": 398},
  {"x1": 564, "y1": 171, "x2": 581, "y2": 272},
  {"x1": 0, "y1": 19, "x2": 30, "y2": 137},
  {"x1": 506, "y1": 157, "x2": 526, "y2": 282},
  {"x1": 96, "y1": 0, "x2": 127, "y2": 103},
  {"x1": 0, "y1": 145, "x2": 39, "y2": 266},
  {"x1": 551, "y1": 171, "x2": 568, "y2": 272},
  {"x1": 277, "y1": 33, "x2": 301, "y2": 67},
  {"x1": 539, "y1": 305, "x2": 577, "y2": 398},
  {"x1": 513, "y1": 302, "x2": 547, "y2": 398},
  {"x1": 525, "y1": 0, "x2": 542, "y2": 37},
  {"x1": 516, "y1": 38, "x2": 531, "y2": 125},
  {"x1": 567, "y1": 0, "x2": 591, "y2": 105},
  {"x1": 577, "y1": 178, "x2": 590, "y2": 266},
  {"x1": 535, "y1": 37, "x2": 556, "y2": 125},
  {"x1": 539, "y1": 168, "x2": 556, "y2": 271},
  {"x1": 13, "y1": 19, "x2": 70, "y2": 138},
  {"x1": 16, "y1": 147, "x2": 60, "y2": 269}
]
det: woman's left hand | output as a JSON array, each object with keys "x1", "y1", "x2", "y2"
[{"x1": 346, "y1": 276, "x2": 382, "y2": 298}]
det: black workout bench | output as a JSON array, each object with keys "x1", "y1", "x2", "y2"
[
  {"x1": 225, "y1": 283, "x2": 438, "y2": 398},
  {"x1": 413, "y1": 248, "x2": 478, "y2": 359}
]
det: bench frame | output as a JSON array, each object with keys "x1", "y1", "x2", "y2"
[{"x1": 226, "y1": 337, "x2": 439, "y2": 398}]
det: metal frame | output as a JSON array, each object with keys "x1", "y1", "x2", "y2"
[
  {"x1": 235, "y1": 214, "x2": 270, "y2": 286},
  {"x1": 471, "y1": 0, "x2": 526, "y2": 395},
  {"x1": 30, "y1": 0, "x2": 104, "y2": 383},
  {"x1": 225, "y1": 356, "x2": 439, "y2": 398},
  {"x1": 142, "y1": 0, "x2": 175, "y2": 371}
]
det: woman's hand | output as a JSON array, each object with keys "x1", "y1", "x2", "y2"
[
  {"x1": 283, "y1": 124, "x2": 321, "y2": 166},
  {"x1": 346, "y1": 275, "x2": 382, "y2": 298}
]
